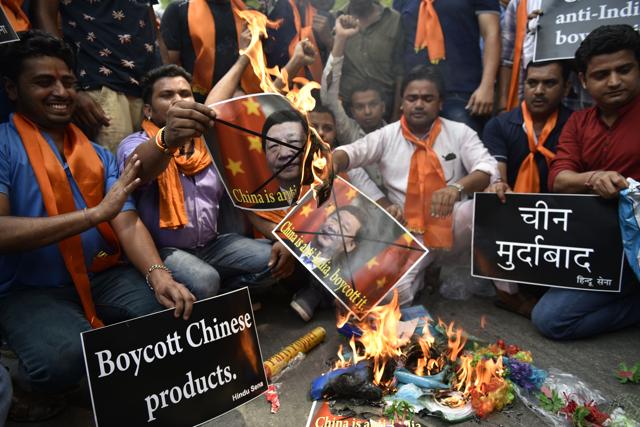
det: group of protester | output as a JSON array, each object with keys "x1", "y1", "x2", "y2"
[{"x1": 0, "y1": 0, "x2": 639, "y2": 422}]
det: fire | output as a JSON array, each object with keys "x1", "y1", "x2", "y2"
[
  {"x1": 454, "y1": 354, "x2": 504, "y2": 396},
  {"x1": 332, "y1": 292, "x2": 508, "y2": 409},
  {"x1": 236, "y1": 9, "x2": 329, "y2": 193}
]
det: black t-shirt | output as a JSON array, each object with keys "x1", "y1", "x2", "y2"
[
  {"x1": 482, "y1": 106, "x2": 573, "y2": 192},
  {"x1": 161, "y1": 0, "x2": 239, "y2": 100}
]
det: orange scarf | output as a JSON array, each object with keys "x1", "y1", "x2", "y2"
[
  {"x1": 1, "y1": 1, "x2": 29, "y2": 31},
  {"x1": 187, "y1": 0, "x2": 261, "y2": 96},
  {"x1": 401, "y1": 116, "x2": 452, "y2": 249},
  {"x1": 13, "y1": 114, "x2": 122, "y2": 328},
  {"x1": 506, "y1": 0, "x2": 527, "y2": 111},
  {"x1": 141, "y1": 120, "x2": 213, "y2": 229},
  {"x1": 513, "y1": 101, "x2": 558, "y2": 193},
  {"x1": 414, "y1": 0, "x2": 445, "y2": 64},
  {"x1": 287, "y1": 0, "x2": 323, "y2": 83}
]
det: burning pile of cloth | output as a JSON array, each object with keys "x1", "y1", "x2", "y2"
[{"x1": 309, "y1": 293, "x2": 639, "y2": 426}]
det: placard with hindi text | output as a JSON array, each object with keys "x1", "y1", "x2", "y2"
[{"x1": 472, "y1": 193, "x2": 624, "y2": 292}]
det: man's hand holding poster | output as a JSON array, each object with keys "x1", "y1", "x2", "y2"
[
  {"x1": 274, "y1": 177, "x2": 428, "y2": 319},
  {"x1": 204, "y1": 93, "x2": 331, "y2": 210}
]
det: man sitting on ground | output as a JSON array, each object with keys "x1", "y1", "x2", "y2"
[
  {"x1": 0, "y1": 31, "x2": 193, "y2": 417},
  {"x1": 534, "y1": 24, "x2": 640, "y2": 340},
  {"x1": 483, "y1": 59, "x2": 572, "y2": 317},
  {"x1": 333, "y1": 65, "x2": 498, "y2": 306},
  {"x1": 118, "y1": 64, "x2": 295, "y2": 300}
]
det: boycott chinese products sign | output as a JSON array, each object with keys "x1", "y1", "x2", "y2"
[
  {"x1": 534, "y1": 0, "x2": 639, "y2": 61},
  {"x1": 0, "y1": 6, "x2": 19, "y2": 45},
  {"x1": 204, "y1": 93, "x2": 329, "y2": 211},
  {"x1": 274, "y1": 177, "x2": 428, "y2": 319},
  {"x1": 81, "y1": 288, "x2": 268, "y2": 427},
  {"x1": 472, "y1": 193, "x2": 624, "y2": 292}
]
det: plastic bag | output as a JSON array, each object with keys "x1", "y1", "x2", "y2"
[
  {"x1": 515, "y1": 368, "x2": 606, "y2": 427},
  {"x1": 619, "y1": 178, "x2": 640, "y2": 281}
]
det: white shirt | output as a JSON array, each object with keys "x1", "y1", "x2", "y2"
[{"x1": 336, "y1": 119, "x2": 498, "y2": 207}]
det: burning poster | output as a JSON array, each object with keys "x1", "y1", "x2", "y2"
[
  {"x1": 204, "y1": 93, "x2": 329, "y2": 210},
  {"x1": 273, "y1": 177, "x2": 428, "y2": 319}
]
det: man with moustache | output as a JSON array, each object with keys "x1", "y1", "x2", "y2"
[
  {"x1": 333, "y1": 65, "x2": 498, "y2": 306},
  {"x1": 0, "y1": 31, "x2": 193, "y2": 415},
  {"x1": 482, "y1": 60, "x2": 572, "y2": 317},
  {"x1": 532, "y1": 25, "x2": 640, "y2": 340},
  {"x1": 117, "y1": 65, "x2": 294, "y2": 300}
]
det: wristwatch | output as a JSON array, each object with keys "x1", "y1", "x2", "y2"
[{"x1": 448, "y1": 182, "x2": 465, "y2": 199}]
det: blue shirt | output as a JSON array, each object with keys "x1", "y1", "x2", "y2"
[
  {"x1": 482, "y1": 106, "x2": 573, "y2": 192},
  {"x1": 0, "y1": 116, "x2": 134, "y2": 293},
  {"x1": 393, "y1": 0, "x2": 500, "y2": 94}
]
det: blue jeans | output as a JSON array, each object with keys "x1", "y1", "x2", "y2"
[
  {"x1": 441, "y1": 92, "x2": 487, "y2": 134},
  {"x1": 0, "y1": 265, "x2": 163, "y2": 394},
  {"x1": 531, "y1": 262, "x2": 640, "y2": 340},
  {"x1": 0, "y1": 363, "x2": 11, "y2": 424},
  {"x1": 160, "y1": 233, "x2": 274, "y2": 300}
]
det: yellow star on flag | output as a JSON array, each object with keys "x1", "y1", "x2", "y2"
[
  {"x1": 242, "y1": 98, "x2": 261, "y2": 116},
  {"x1": 324, "y1": 203, "x2": 335, "y2": 215},
  {"x1": 300, "y1": 204, "x2": 313, "y2": 217},
  {"x1": 376, "y1": 277, "x2": 387, "y2": 289},
  {"x1": 402, "y1": 232, "x2": 413, "y2": 245},
  {"x1": 247, "y1": 135, "x2": 262, "y2": 153},
  {"x1": 366, "y1": 257, "x2": 379, "y2": 269},
  {"x1": 226, "y1": 158, "x2": 245, "y2": 176},
  {"x1": 345, "y1": 187, "x2": 357, "y2": 200}
]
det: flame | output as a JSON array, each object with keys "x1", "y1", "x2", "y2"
[
  {"x1": 236, "y1": 9, "x2": 329, "y2": 194},
  {"x1": 331, "y1": 292, "x2": 507, "y2": 409},
  {"x1": 441, "y1": 319, "x2": 466, "y2": 362},
  {"x1": 414, "y1": 319, "x2": 435, "y2": 376},
  {"x1": 480, "y1": 315, "x2": 487, "y2": 329},
  {"x1": 454, "y1": 354, "x2": 505, "y2": 397}
]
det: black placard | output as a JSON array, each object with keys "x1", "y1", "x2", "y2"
[
  {"x1": 81, "y1": 288, "x2": 268, "y2": 427},
  {"x1": 0, "y1": 6, "x2": 19, "y2": 45},
  {"x1": 472, "y1": 193, "x2": 624, "y2": 292},
  {"x1": 534, "y1": 0, "x2": 640, "y2": 62}
]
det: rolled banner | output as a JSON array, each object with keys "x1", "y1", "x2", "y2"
[{"x1": 264, "y1": 327, "x2": 326, "y2": 379}]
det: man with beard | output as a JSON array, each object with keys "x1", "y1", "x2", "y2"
[
  {"x1": 290, "y1": 205, "x2": 368, "y2": 320},
  {"x1": 482, "y1": 60, "x2": 572, "y2": 317},
  {"x1": 533, "y1": 25, "x2": 640, "y2": 340}
]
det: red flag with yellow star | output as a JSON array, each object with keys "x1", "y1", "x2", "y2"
[
  {"x1": 204, "y1": 93, "x2": 311, "y2": 210},
  {"x1": 273, "y1": 177, "x2": 428, "y2": 319}
]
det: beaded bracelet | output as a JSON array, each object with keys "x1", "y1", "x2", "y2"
[
  {"x1": 154, "y1": 127, "x2": 177, "y2": 156},
  {"x1": 145, "y1": 264, "x2": 172, "y2": 290}
]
